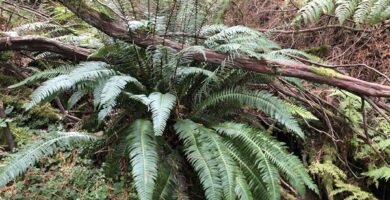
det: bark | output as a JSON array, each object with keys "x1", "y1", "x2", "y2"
[
  {"x1": 0, "y1": 36, "x2": 92, "y2": 61},
  {"x1": 0, "y1": 100, "x2": 15, "y2": 151}
]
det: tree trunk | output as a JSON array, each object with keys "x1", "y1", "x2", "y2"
[{"x1": 0, "y1": 100, "x2": 15, "y2": 151}]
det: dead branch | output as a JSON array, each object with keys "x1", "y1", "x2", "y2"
[{"x1": 0, "y1": 36, "x2": 92, "y2": 61}]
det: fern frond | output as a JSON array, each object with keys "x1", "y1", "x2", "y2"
[
  {"x1": 67, "y1": 90, "x2": 87, "y2": 110},
  {"x1": 200, "y1": 24, "x2": 228, "y2": 36},
  {"x1": 375, "y1": 138, "x2": 390, "y2": 150},
  {"x1": 367, "y1": 0, "x2": 390, "y2": 24},
  {"x1": 193, "y1": 88, "x2": 305, "y2": 138},
  {"x1": 296, "y1": 0, "x2": 389, "y2": 25},
  {"x1": 124, "y1": 92, "x2": 152, "y2": 108},
  {"x1": 54, "y1": 35, "x2": 104, "y2": 49},
  {"x1": 298, "y1": 0, "x2": 335, "y2": 24},
  {"x1": 153, "y1": 155, "x2": 180, "y2": 200},
  {"x1": 285, "y1": 102, "x2": 318, "y2": 120},
  {"x1": 149, "y1": 92, "x2": 177, "y2": 136},
  {"x1": 224, "y1": 142, "x2": 269, "y2": 200},
  {"x1": 127, "y1": 119, "x2": 159, "y2": 200},
  {"x1": 235, "y1": 174, "x2": 254, "y2": 200},
  {"x1": 214, "y1": 123, "x2": 281, "y2": 199},
  {"x1": 362, "y1": 166, "x2": 390, "y2": 182},
  {"x1": 100, "y1": 75, "x2": 144, "y2": 107},
  {"x1": 267, "y1": 49, "x2": 323, "y2": 63},
  {"x1": 9, "y1": 65, "x2": 74, "y2": 88},
  {"x1": 0, "y1": 132, "x2": 96, "y2": 187},
  {"x1": 335, "y1": 0, "x2": 360, "y2": 24},
  {"x1": 354, "y1": 0, "x2": 373, "y2": 24},
  {"x1": 205, "y1": 26, "x2": 279, "y2": 54},
  {"x1": 215, "y1": 122, "x2": 319, "y2": 196},
  {"x1": 202, "y1": 126, "x2": 239, "y2": 200},
  {"x1": 331, "y1": 181, "x2": 377, "y2": 200},
  {"x1": 174, "y1": 119, "x2": 223, "y2": 200},
  {"x1": 26, "y1": 62, "x2": 114, "y2": 109},
  {"x1": 12, "y1": 22, "x2": 60, "y2": 36},
  {"x1": 175, "y1": 67, "x2": 218, "y2": 83}
]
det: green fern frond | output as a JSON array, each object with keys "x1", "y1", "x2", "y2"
[
  {"x1": 362, "y1": 166, "x2": 390, "y2": 182},
  {"x1": 175, "y1": 67, "x2": 218, "y2": 83},
  {"x1": 331, "y1": 181, "x2": 377, "y2": 200},
  {"x1": 55, "y1": 35, "x2": 103, "y2": 49},
  {"x1": 200, "y1": 24, "x2": 229, "y2": 36},
  {"x1": 235, "y1": 174, "x2": 254, "y2": 200},
  {"x1": 124, "y1": 92, "x2": 152, "y2": 107},
  {"x1": 149, "y1": 92, "x2": 177, "y2": 136},
  {"x1": 295, "y1": 0, "x2": 389, "y2": 25},
  {"x1": 202, "y1": 127, "x2": 239, "y2": 200},
  {"x1": 354, "y1": 0, "x2": 373, "y2": 24},
  {"x1": 298, "y1": 0, "x2": 335, "y2": 24},
  {"x1": 67, "y1": 90, "x2": 87, "y2": 110},
  {"x1": 214, "y1": 123, "x2": 281, "y2": 199},
  {"x1": 92, "y1": 75, "x2": 144, "y2": 121},
  {"x1": 9, "y1": 65, "x2": 74, "y2": 88},
  {"x1": 375, "y1": 138, "x2": 390, "y2": 150},
  {"x1": 224, "y1": 142, "x2": 269, "y2": 200},
  {"x1": 193, "y1": 88, "x2": 305, "y2": 138},
  {"x1": 268, "y1": 49, "x2": 323, "y2": 63},
  {"x1": 153, "y1": 153, "x2": 181, "y2": 200},
  {"x1": 335, "y1": 0, "x2": 360, "y2": 24},
  {"x1": 127, "y1": 119, "x2": 159, "y2": 200},
  {"x1": 309, "y1": 161, "x2": 347, "y2": 181},
  {"x1": 0, "y1": 132, "x2": 96, "y2": 187},
  {"x1": 12, "y1": 22, "x2": 60, "y2": 36},
  {"x1": 215, "y1": 122, "x2": 319, "y2": 196},
  {"x1": 285, "y1": 102, "x2": 318, "y2": 120},
  {"x1": 100, "y1": 75, "x2": 144, "y2": 107},
  {"x1": 205, "y1": 26, "x2": 280, "y2": 54},
  {"x1": 367, "y1": 0, "x2": 390, "y2": 24},
  {"x1": 25, "y1": 62, "x2": 114, "y2": 109},
  {"x1": 174, "y1": 119, "x2": 223, "y2": 200}
]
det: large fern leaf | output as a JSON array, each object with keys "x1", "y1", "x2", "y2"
[
  {"x1": 149, "y1": 92, "x2": 177, "y2": 136},
  {"x1": 335, "y1": 0, "x2": 360, "y2": 24},
  {"x1": 298, "y1": 0, "x2": 335, "y2": 23},
  {"x1": 224, "y1": 143, "x2": 269, "y2": 200},
  {"x1": 362, "y1": 166, "x2": 390, "y2": 182},
  {"x1": 199, "y1": 125, "x2": 239, "y2": 200},
  {"x1": 9, "y1": 65, "x2": 74, "y2": 89},
  {"x1": 26, "y1": 62, "x2": 114, "y2": 109},
  {"x1": 0, "y1": 132, "x2": 96, "y2": 187},
  {"x1": 214, "y1": 122, "x2": 319, "y2": 196},
  {"x1": 174, "y1": 119, "x2": 223, "y2": 200},
  {"x1": 193, "y1": 88, "x2": 305, "y2": 138},
  {"x1": 127, "y1": 119, "x2": 159, "y2": 200}
]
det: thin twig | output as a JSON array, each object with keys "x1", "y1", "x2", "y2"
[
  {"x1": 364, "y1": 97, "x2": 390, "y2": 124},
  {"x1": 361, "y1": 97, "x2": 389, "y2": 166},
  {"x1": 288, "y1": 54, "x2": 390, "y2": 84}
]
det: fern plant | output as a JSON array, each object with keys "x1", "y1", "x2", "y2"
[
  {"x1": 293, "y1": 0, "x2": 390, "y2": 25},
  {"x1": 4, "y1": 21, "x2": 322, "y2": 199},
  {"x1": 0, "y1": 132, "x2": 96, "y2": 187},
  {"x1": 309, "y1": 161, "x2": 377, "y2": 200}
]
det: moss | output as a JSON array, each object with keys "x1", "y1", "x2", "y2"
[
  {"x1": 304, "y1": 45, "x2": 331, "y2": 57},
  {"x1": 29, "y1": 103, "x2": 61, "y2": 121},
  {"x1": 0, "y1": 94, "x2": 61, "y2": 121},
  {"x1": 0, "y1": 74, "x2": 17, "y2": 87},
  {"x1": 0, "y1": 94, "x2": 25, "y2": 108},
  {"x1": 309, "y1": 66, "x2": 344, "y2": 78},
  {"x1": 0, "y1": 51, "x2": 14, "y2": 61},
  {"x1": 10, "y1": 125, "x2": 32, "y2": 145}
]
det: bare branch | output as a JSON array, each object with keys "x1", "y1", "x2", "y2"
[{"x1": 0, "y1": 36, "x2": 92, "y2": 61}]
